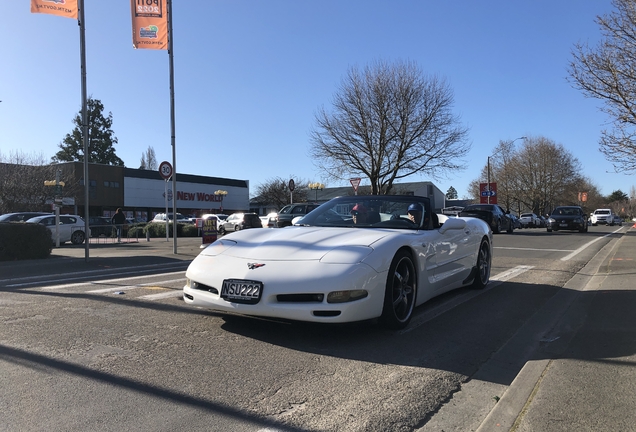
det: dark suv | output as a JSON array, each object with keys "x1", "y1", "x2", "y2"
[{"x1": 275, "y1": 203, "x2": 320, "y2": 228}]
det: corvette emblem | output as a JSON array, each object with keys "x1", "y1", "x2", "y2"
[{"x1": 247, "y1": 263, "x2": 265, "y2": 270}]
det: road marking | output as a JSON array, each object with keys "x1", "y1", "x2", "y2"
[
  {"x1": 5, "y1": 264, "x2": 188, "y2": 289},
  {"x1": 490, "y1": 265, "x2": 535, "y2": 281},
  {"x1": 36, "y1": 272, "x2": 185, "y2": 291},
  {"x1": 139, "y1": 290, "x2": 184, "y2": 300},
  {"x1": 87, "y1": 278, "x2": 185, "y2": 294},
  {"x1": 560, "y1": 228, "x2": 622, "y2": 261},
  {"x1": 400, "y1": 265, "x2": 534, "y2": 334},
  {"x1": 495, "y1": 247, "x2": 573, "y2": 252}
]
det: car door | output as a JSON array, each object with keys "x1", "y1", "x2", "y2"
[{"x1": 59, "y1": 216, "x2": 79, "y2": 242}]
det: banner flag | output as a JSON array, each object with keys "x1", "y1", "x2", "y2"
[
  {"x1": 131, "y1": 0, "x2": 168, "y2": 50},
  {"x1": 31, "y1": 0, "x2": 78, "y2": 19}
]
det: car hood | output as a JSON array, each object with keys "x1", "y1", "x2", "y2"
[{"x1": 201, "y1": 226, "x2": 392, "y2": 260}]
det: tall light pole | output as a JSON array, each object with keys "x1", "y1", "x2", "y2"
[
  {"x1": 487, "y1": 136, "x2": 526, "y2": 204},
  {"x1": 308, "y1": 182, "x2": 324, "y2": 202}
]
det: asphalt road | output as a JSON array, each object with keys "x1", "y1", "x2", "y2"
[{"x1": 0, "y1": 225, "x2": 627, "y2": 431}]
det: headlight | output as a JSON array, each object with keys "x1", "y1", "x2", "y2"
[
  {"x1": 548, "y1": 218, "x2": 555, "y2": 223},
  {"x1": 327, "y1": 290, "x2": 368, "y2": 303}
]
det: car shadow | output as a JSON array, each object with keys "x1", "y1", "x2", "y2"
[{"x1": 216, "y1": 280, "x2": 636, "y2": 387}]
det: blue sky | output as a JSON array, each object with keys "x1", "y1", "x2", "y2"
[{"x1": 1, "y1": 1, "x2": 629, "y2": 199}]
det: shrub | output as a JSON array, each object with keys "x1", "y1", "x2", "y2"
[
  {"x1": 142, "y1": 222, "x2": 198, "y2": 238},
  {"x1": 0, "y1": 223, "x2": 52, "y2": 261}
]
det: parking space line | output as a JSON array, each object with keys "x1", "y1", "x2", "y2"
[{"x1": 139, "y1": 290, "x2": 184, "y2": 300}]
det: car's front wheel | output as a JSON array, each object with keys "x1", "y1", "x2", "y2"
[
  {"x1": 71, "y1": 231, "x2": 86, "y2": 245},
  {"x1": 472, "y1": 238, "x2": 491, "y2": 289},
  {"x1": 380, "y1": 250, "x2": 417, "y2": 330}
]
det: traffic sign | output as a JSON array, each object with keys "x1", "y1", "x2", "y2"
[
  {"x1": 350, "y1": 177, "x2": 361, "y2": 192},
  {"x1": 288, "y1": 179, "x2": 295, "y2": 192},
  {"x1": 159, "y1": 161, "x2": 173, "y2": 180}
]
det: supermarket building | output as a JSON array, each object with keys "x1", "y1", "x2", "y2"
[{"x1": 55, "y1": 162, "x2": 250, "y2": 221}]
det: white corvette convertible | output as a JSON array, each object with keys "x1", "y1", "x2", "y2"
[{"x1": 184, "y1": 195, "x2": 492, "y2": 330}]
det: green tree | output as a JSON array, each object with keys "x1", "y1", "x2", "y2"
[
  {"x1": 310, "y1": 59, "x2": 470, "y2": 195},
  {"x1": 52, "y1": 97, "x2": 124, "y2": 166},
  {"x1": 607, "y1": 189, "x2": 629, "y2": 202},
  {"x1": 445, "y1": 186, "x2": 458, "y2": 199}
]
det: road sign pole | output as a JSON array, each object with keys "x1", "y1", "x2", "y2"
[{"x1": 165, "y1": 180, "x2": 169, "y2": 242}]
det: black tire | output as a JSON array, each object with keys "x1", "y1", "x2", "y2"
[
  {"x1": 71, "y1": 231, "x2": 85, "y2": 245},
  {"x1": 218, "y1": 226, "x2": 225, "y2": 235},
  {"x1": 472, "y1": 238, "x2": 491, "y2": 289},
  {"x1": 380, "y1": 250, "x2": 417, "y2": 330},
  {"x1": 547, "y1": 228, "x2": 552, "y2": 232},
  {"x1": 506, "y1": 220, "x2": 514, "y2": 233},
  {"x1": 494, "y1": 219, "x2": 501, "y2": 234}
]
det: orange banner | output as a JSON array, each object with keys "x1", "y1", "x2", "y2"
[
  {"x1": 31, "y1": 0, "x2": 78, "y2": 19},
  {"x1": 131, "y1": 0, "x2": 168, "y2": 50}
]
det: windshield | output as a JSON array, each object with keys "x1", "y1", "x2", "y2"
[{"x1": 297, "y1": 195, "x2": 432, "y2": 230}]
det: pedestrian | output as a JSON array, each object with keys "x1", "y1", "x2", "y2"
[{"x1": 111, "y1": 208, "x2": 127, "y2": 242}]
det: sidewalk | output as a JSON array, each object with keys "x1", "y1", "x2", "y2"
[
  {"x1": 0, "y1": 236, "x2": 206, "y2": 280},
  {"x1": 479, "y1": 226, "x2": 636, "y2": 431}
]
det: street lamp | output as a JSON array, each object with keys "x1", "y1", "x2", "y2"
[
  {"x1": 214, "y1": 190, "x2": 228, "y2": 212},
  {"x1": 487, "y1": 136, "x2": 526, "y2": 204},
  {"x1": 308, "y1": 182, "x2": 324, "y2": 202}
]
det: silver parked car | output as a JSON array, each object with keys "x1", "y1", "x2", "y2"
[{"x1": 26, "y1": 214, "x2": 89, "y2": 245}]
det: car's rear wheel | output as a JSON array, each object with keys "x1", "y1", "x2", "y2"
[
  {"x1": 218, "y1": 226, "x2": 225, "y2": 235},
  {"x1": 380, "y1": 250, "x2": 417, "y2": 330},
  {"x1": 472, "y1": 238, "x2": 491, "y2": 289},
  {"x1": 494, "y1": 219, "x2": 501, "y2": 234},
  {"x1": 71, "y1": 231, "x2": 85, "y2": 245},
  {"x1": 547, "y1": 228, "x2": 552, "y2": 232}
]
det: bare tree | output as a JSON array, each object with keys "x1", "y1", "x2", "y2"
[
  {"x1": 0, "y1": 151, "x2": 59, "y2": 214},
  {"x1": 253, "y1": 176, "x2": 309, "y2": 209},
  {"x1": 310, "y1": 59, "x2": 470, "y2": 195},
  {"x1": 568, "y1": 0, "x2": 636, "y2": 173},
  {"x1": 139, "y1": 146, "x2": 158, "y2": 170},
  {"x1": 470, "y1": 137, "x2": 589, "y2": 215}
]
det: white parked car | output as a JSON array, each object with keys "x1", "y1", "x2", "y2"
[
  {"x1": 590, "y1": 209, "x2": 615, "y2": 226},
  {"x1": 519, "y1": 212, "x2": 539, "y2": 228},
  {"x1": 151, "y1": 212, "x2": 194, "y2": 224},
  {"x1": 26, "y1": 214, "x2": 89, "y2": 245},
  {"x1": 183, "y1": 195, "x2": 493, "y2": 330}
]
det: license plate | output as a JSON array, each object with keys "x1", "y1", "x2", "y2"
[
  {"x1": 560, "y1": 223, "x2": 568, "y2": 227},
  {"x1": 221, "y1": 279, "x2": 263, "y2": 304}
]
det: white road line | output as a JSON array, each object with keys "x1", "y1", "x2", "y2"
[
  {"x1": 561, "y1": 228, "x2": 622, "y2": 261},
  {"x1": 37, "y1": 272, "x2": 185, "y2": 291},
  {"x1": 490, "y1": 265, "x2": 535, "y2": 281},
  {"x1": 400, "y1": 265, "x2": 534, "y2": 334},
  {"x1": 1, "y1": 262, "x2": 187, "y2": 286},
  {"x1": 87, "y1": 278, "x2": 185, "y2": 293},
  {"x1": 495, "y1": 247, "x2": 574, "y2": 252},
  {"x1": 139, "y1": 290, "x2": 184, "y2": 300}
]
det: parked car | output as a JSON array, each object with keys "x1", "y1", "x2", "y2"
[
  {"x1": 590, "y1": 209, "x2": 616, "y2": 226},
  {"x1": 519, "y1": 212, "x2": 539, "y2": 228},
  {"x1": 275, "y1": 203, "x2": 320, "y2": 228},
  {"x1": 198, "y1": 214, "x2": 228, "y2": 231},
  {"x1": 259, "y1": 213, "x2": 277, "y2": 228},
  {"x1": 26, "y1": 214, "x2": 89, "y2": 245},
  {"x1": 219, "y1": 212, "x2": 262, "y2": 234},
  {"x1": 183, "y1": 195, "x2": 493, "y2": 330},
  {"x1": 89, "y1": 216, "x2": 115, "y2": 237},
  {"x1": 151, "y1": 213, "x2": 194, "y2": 224},
  {"x1": 459, "y1": 204, "x2": 514, "y2": 234},
  {"x1": 0, "y1": 212, "x2": 51, "y2": 222},
  {"x1": 546, "y1": 206, "x2": 588, "y2": 233},
  {"x1": 536, "y1": 215, "x2": 547, "y2": 228},
  {"x1": 508, "y1": 213, "x2": 522, "y2": 229}
]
